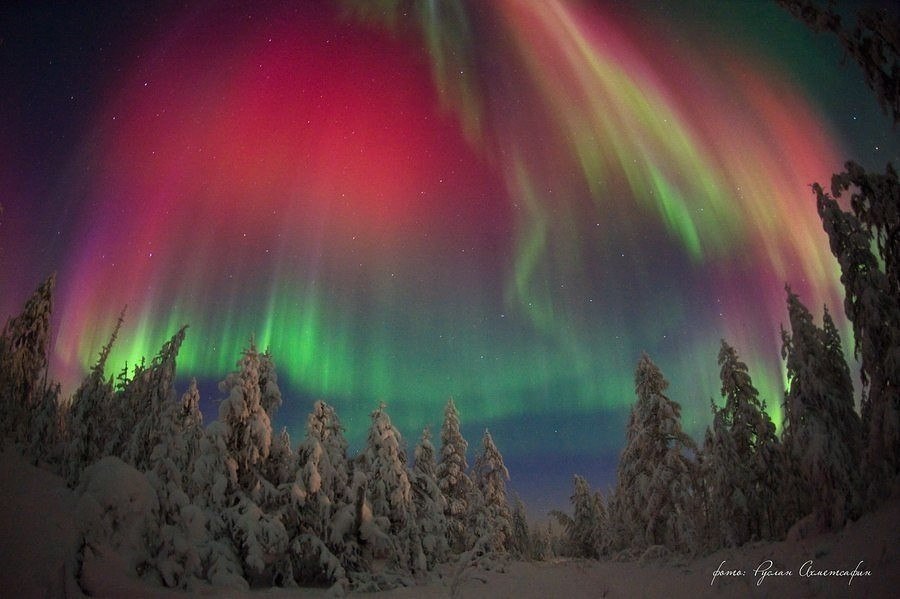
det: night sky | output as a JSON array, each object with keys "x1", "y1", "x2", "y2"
[{"x1": 2, "y1": 0, "x2": 898, "y2": 515}]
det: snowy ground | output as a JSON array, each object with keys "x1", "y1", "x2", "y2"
[{"x1": 2, "y1": 447, "x2": 897, "y2": 598}]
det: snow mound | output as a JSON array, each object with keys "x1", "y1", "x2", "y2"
[{"x1": 77, "y1": 455, "x2": 158, "y2": 572}]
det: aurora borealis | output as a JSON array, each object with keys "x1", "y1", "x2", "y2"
[{"x1": 2, "y1": 0, "x2": 898, "y2": 512}]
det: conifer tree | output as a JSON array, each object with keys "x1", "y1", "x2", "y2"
[
  {"x1": 217, "y1": 341, "x2": 273, "y2": 488},
  {"x1": 508, "y1": 497, "x2": 532, "y2": 560},
  {"x1": 258, "y1": 349, "x2": 283, "y2": 419},
  {"x1": 361, "y1": 403, "x2": 419, "y2": 574},
  {"x1": 411, "y1": 427, "x2": 449, "y2": 569},
  {"x1": 472, "y1": 430, "x2": 513, "y2": 553},
  {"x1": 28, "y1": 380, "x2": 63, "y2": 466},
  {"x1": 777, "y1": 1, "x2": 899, "y2": 124},
  {"x1": 104, "y1": 358, "x2": 146, "y2": 458},
  {"x1": 65, "y1": 311, "x2": 123, "y2": 485},
  {"x1": 0, "y1": 273, "x2": 55, "y2": 442},
  {"x1": 437, "y1": 398, "x2": 475, "y2": 552},
  {"x1": 712, "y1": 340, "x2": 788, "y2": 544},
  {"x1": 190, "y1": 341, "x2": 287, "y2": 588},
  {"x1": 291, "y1": 400, "x2": 358, "y2": 587},
  {"x1": 782, "y1": 289, "x2": 863, "y2": 528},
  {"x1": 145, "y1": 375, "x2": 205, "y2": 588},
  {"x1": 188, "y1": 420, "x2": 246, "y2": 589},
  {"x1": 178, "y1": 378, "x2": 205, "y2": 472},
  {"x1": 572, "y1": 475, "x2": 604, "y2": 559},
  {"x1": 125, "y1": 326, "x2": 188, "y2": 471},
  {"x1": 698, "y1": 405, "x2": 734, "y2": 550},
  {"x1": 298, "y1": 400, "x2": 350, "y2": 518},
  {"x1": 553, "y1": 475, "x2": 604, "y2": 558},
  {"x1": 815, "y1": 178, "x2": 900, "y2": 483},
  {"x1": 606, "y1": 354, "x2": 697, "y2": 555}
]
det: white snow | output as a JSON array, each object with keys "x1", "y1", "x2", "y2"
[{"x1": 3, "y1": 446, "x2": 899, "y2": 598}]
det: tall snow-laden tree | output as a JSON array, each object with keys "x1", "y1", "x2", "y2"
[
  {"x1": 552, "y1": 475, "x2": 604, "y2": 558},
  {"x1": 28, "y1": 380, "x2": 63, "y2": 467},
  {"x1": 178, "y1": 378, "x2": 205, "y2": 472},
  {"x1": 217, "y1": 341, "x2": 273, "y2": 490},
  {"x1": 258, "y1": 349, "x2": 283, "y2": 420},
  {"x1": 188, "y1": 420, "x2": 246, "y2": 590},
  {"x1": 710, "y1": 339, "x2": 788, "y2": 545},
  {"x1": 361, "y1": 403, "x2": 420, "y2": 575},
  {"x1": 65, "y1": 310, "x2": 124, "y2": 486},
  {"x1": 606, "y1": 354, "x2": 697, "y2": 555},
  {"x1": 0, "y1": 273, "x2": 55, "y2": 443},
  {"x1": 125, "y1": 326, "x2": 189, "y2": 471},
  {"x1": 815, "y1": 180, "x2": 900, "y2": 486},
  {"x1": 782, "y1": 289, "x2": 863, "y2": 529},
  {"x1": 289, "y1": 400, "x2": 358, "y2": 588},
  {"x1": 508, "y1": 497, "x2": 532, "y2": 560},
  {"x1": 437, "y1": 398, "x2": 475, "y2": 553},
  {"x1": 472, "y1": 430, "x2": 513, "y2": 553},
  {"x1": 190, "y1": 341, "x2": 288, "y2": 588},
  {"x1": 144, "y1": 375, "x2": 206, "y2": 589},
  {"x1": 698, "y1": 404, "x2": 733, "y2": 550},
  {"x1": 411, "y1": 427, "x2": 449, "y2": 569},
  {"x1": 298, "y1": 400, "x2": 350, "y2": 520}
]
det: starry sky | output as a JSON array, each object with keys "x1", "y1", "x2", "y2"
[{"x1": 2, "y1": 0, "x2": 898, "y2": 515}]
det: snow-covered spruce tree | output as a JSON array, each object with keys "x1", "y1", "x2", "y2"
[
  {"x1": 189, "y1": 341, "x2": 288, "y2": 589},
  {"x1": 104, "y1": 357, "x2": 147, "y2": 458},
  {"x1": 831, "y1": 163, "x2": 900, "y2": 303},
  {"x1": 65, "y1": 311, "x2": 124, "y2": 486},
  {"x1": 472, "y1": 429, "x2": 513, "y2": 553},
  {"x1": 411, "y1": 427, "x2": 449, "y2": 569},
  {"x1": 124, "y1": 326, "x2": 188, "y2": 472},
  {"x1": 297, "y1": 400, "x2": 350, "y2": 532},
  {"x1": 568, "y1": 475, "x2": 604, "y2": 558},
  {"x1": 288, "y1": 400, "x2": 359, "y2": 587},
  {"x1": 0, "y1": 273, "x2": 54, "y2": 443},
  {"x1": 698, "y1": 405, "x2": 734, "y2": 551},
  {"x1": 177, "y1": 378, "x2": 205, "y2": 473},
  {"x1": 781, "y1": 289, "x2": 863, "y2": 529},
  {"x1": 361, "y1": 403, "x2": 421, "y2": 579},
  {"x1": 815, "y1": 179, "x2": 900, "y2": 488},
  {"x1": 711, "y1": 340, "x2": 788, "y2": 544},
  {"x1": 217, "y1": 341, "x2": 274, "y2": 489},
  {"x1": 262, "y1": 427, "x2": 295, "y2": 500},
  {"x1": 529, "y1": 521, "x2": 552, "y2": 561},
  {"x1": 258, "y1": 349, "x2": 282, "y2": 420},
  {"x1": 605, "y1": 353, "x2": 697, "y2": 556},
  {"x1": 437, "y1": 397, "x2": 475, "y2": 553},
  {"x1": 258, "y1": 426, "x2": 302, "y2": 586},
  {"x1": 142, "y1": 377, "x2": 208, "y2": 589},
  {"x1": 27, "y1": 379, "x2": 63, "y2": 467},
  {"x1": 509, "y1": 497, "x2": 532, "y2": 560},
  {"x1": 188, "y1": 420, "x2": 246, "y2": 589}
]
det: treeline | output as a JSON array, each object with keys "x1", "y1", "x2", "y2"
[
  {"x1": 0, "y1": 288, "x2": 535, "y2": 591},
  {"x1": 551, "y1": 162, "x2": 900, "y2": 560}
]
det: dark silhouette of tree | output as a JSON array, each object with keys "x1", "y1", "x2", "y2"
[
  {"x1": 0, "y1": 274, "x2": 55, "y2": 443},
  {"x1": 778, "y1": 0, "x2": 900, "y2": 124},
  {"x1": 551, "y1": 475, "x2": 604, "y2": 558},
  {"x1": 815, "y1": 178, "x2": 900, "y2": 491},
  {"x1": 703, "y1": 340, "x2": 789, "y2": 546},
  {"x1": 781, "y1": 288, "x2": 862, "y2": 528},
  {"x1": 64, "y1": 308, "x2": 124, "y2": 485}
]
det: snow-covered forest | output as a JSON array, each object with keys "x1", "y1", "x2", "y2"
[
  {"x1": 1, "y1": 0, "x2": 900, "y2": 596},
  {"x1": 1, "y1": 155, "x2": 899, "y2": 594}
]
